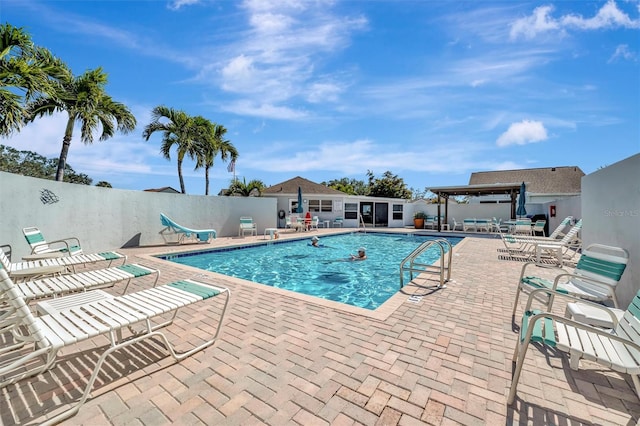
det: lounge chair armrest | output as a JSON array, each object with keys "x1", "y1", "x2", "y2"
[
  {"x1": 525, "y1": 288, "x2": 621, "y2": 327},
  {"x1": 41, "y1": 237, "x2": 82, "y2": 253},
  {"x1": 22, "y1": 252, "x2": 65, "y2": 261},
  {"x1": 523, "y1": 308, "x2": 636, "y2": 350},
  {"x1": 519, "y1": 260, "x2": 566, "y2": 280},
  {"x1": 552, "y1": 272, "x2": 616, "y2": 290},
  {"x1": 10, "y1": 265, "x2": 66, "y2": 279}
]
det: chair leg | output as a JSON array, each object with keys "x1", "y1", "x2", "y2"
[
  {"x1": 512, "y1": 285, "x2": 522, "y2": 316},
  {"x1": 508, "y1": 335, "x2": 532, "y2": 404}
]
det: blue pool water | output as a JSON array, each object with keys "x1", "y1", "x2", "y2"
[{"x1": 161, "y1": 233, "x2": 461, "y2": 310}]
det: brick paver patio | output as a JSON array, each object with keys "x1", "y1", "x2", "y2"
[{"x1": 1, "y1": 230, "x2": 638, "y2": 425}]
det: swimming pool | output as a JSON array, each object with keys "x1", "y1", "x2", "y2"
[{"x1": 160, "y1": 232, "x2": 461, "y2": 310}]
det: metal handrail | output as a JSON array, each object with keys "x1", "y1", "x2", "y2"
[
  {"x1": 400, "y1": 238, "x2": 453, "y2": 288},
  {"x1": 359, "y1": 214, "x2": 367, "y2": 233}
]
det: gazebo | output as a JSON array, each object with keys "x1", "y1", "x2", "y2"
[{"x1": 427, "y1": 183, "x2": 524, "y2": 231}]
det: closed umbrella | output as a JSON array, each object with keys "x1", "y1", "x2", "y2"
[
  {"x1": 296, "y1": 186, "x2": 303, "y2": 214},
  {"x1": 516, "y1": 181, "x2": 527, "y2": 217}
]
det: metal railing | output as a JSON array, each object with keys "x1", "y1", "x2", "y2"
[
  {"x1": 399, "y1": 238, "x2": 453, "y2": 288},
  {"x1": 359, "y1": 214, "x2": 367, "y2": 233}
]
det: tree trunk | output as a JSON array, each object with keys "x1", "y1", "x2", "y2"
[
  {"x1": 56, "y1": 116, "x2": 75, "y2": 181},
  {"x1": 177, "y1": 158, "x2": 186, "y2": 194},
  {"x1": 205, "y1": 166, "x2": 210, "y2": 195}
]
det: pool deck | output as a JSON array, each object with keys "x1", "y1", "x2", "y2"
[{"x1": 2, "y1": 228, "x2": 638, "y2": 425}]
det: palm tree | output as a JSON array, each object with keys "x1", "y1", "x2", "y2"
[
  {"x1": 25, "y1": 67, "x2": 136, "y2": 181},
  {"x1": 192, "y1": 117, "x2": 215, "y2": 195},
  {"x1": 194, "y1": 120, "x2": 239, "y2": 195},
  {"x1": 143, "y1": 106, "x2": 198, "y2": 194},
  {"x1": 214, "y1": 124, "x2": 239, "y2": 178},
  {"x1": 227, "y1": 177, "x2": 265, "y2": 197},
  {"x1": 0, "y1": 23, "x2": 70, "y2": 136}
]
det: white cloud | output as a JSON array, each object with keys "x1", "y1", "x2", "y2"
[
  {"x1": 212, "y1": 0, "x2": 367, "y2": 113},
  {"x1": 306, "y1": 81, "x2": 343, "y2": 103},
  {"x1": 561, "y1": 0, "x2": 640, "y2": 30},
  {"x1": 510, "y1": 1, "x2": 640, "y2": 40},
  {"x1": 220, "y1": 100, "x2": 308, "y2": 120},
  {"x1": 510, "y1": 5, "x2": 561, "y2": 40},
  {"x1": 608, "y1": 44, "x2": 637, "y2": 62},
  {"x1": 496, "y1": 120, "x2": 548, "y2": 147},
  {"x1": 168, "y1": 0, "x2": 201, "y2": 11},
  {"x1": 236, "y1": 138, "x2": 521, "y2": 176}
]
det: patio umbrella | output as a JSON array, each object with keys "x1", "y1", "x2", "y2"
[
  {"x1": 296, "y1": 186, "x2": 303, "y2": 213},
  {"x1": 516, "y1": 181, "x2": 527, "y2": 217}
]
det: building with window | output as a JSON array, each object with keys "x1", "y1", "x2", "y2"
[
  {"x1": 263, "y1": 176, "x2": 409, "y2": 228},
  {"x1": 468, "y1": 166, "x2": 584, "y2": 205}
]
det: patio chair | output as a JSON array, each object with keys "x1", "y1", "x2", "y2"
[
  {"x1": 22, "y1": 227, "x2": 83, "y2": 258},
  {"x1": 238, "y1": 216, "x2": 258, "y2": 237},
  {"x1": 513, "y1": 218, "x2": 532, "y2": 235},
  {"x1": 531, "y1": 220, "x2": 546, "y2": 236},
  {"x1": 463, "y1": 218, "x2": 476, "y2": 232},
  {"x1": 1, "y1": 244, "x2": 127, "y2": 280},
  {"x1": 451, "y1": 218, "x2": 463, "y2": 231},
  {"x1": 333, "y1": 217, "x2": 344, "y2": 228},
  {"x1": 508, "y1": 288, "x2": 640, "y2": 405},
  {"x1": 490, "y1": 217, "x2": 502, "y2": 233},
  {"x1": 0, "y1": 267, "x2": 230, "y2": 425},
  {"x1": 310, "y1": 216, "x2": 320, "y2": 231},
  {"x1": 512, "y1": 243, "x2": 629, "y2": 316},
  {"x1": 160, "y1": 213, "x2": 216, "y2": 244},
  {"x1": 475, "y1": 218, "x2": 491, "y2": 232}
]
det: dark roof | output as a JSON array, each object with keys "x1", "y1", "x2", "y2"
[
  {"x1": 469, "y1": 166, "x2": 584, "y2": 194},
  {"x1": 143, "y1": 186, "x2": 180, "y2": 194},
  {"x1": 263, "y1": 176, "x2": 346, "y2": 195},
  {"x1": 428, "y1": 183, "x2": 522, "y2": 197}
]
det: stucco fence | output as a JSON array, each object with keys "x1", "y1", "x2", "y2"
[{"x1": 0, "y1": 171, "x2": 277, "y2": 260}]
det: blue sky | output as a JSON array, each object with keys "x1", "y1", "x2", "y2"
[{"x1": 2, "y1": 0, "x2": 639, "y2": 194}]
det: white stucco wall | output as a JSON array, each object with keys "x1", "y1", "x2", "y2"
[
  {"x1": 408, "y1": 198, "x2": 582, "y2": 230},
  {"x1": 581, "y1": 153, "x2": 640, "y2": 308},
  {"x1": 0, "y1": 172, "x2": 276, "y2": 260}
]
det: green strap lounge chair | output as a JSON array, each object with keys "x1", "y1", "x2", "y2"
[{"x1": 0, "y1": 267, "x2": 230, "y2": 425}]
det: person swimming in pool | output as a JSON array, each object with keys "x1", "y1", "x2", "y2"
[
  {"x1": 311, "y1": 236, "x2": 320, "y2": 247},
  {"x1": 350, "y1": 247, "x2": 367, "y2": 261}
]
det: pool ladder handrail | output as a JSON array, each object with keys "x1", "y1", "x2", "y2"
[
  {"x1": 359, "y1": 214, "x2": 367, "y2": 233},
  {"x1": 399, "y1": 238, "x2": 453, "y2": 289}
]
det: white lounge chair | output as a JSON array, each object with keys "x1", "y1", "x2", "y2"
[
  {"x1": 451, "y1": 218, "x2": 463, "y2": 231},
  {"x1": 15, "y1": 263, "x2": 159, "y2": 302},
  {"x1": 1, "y1": 245, "x2": 127, "y2": 280},
  {"x1": 512, "y1": 243, "x2": 629, "y2": 316},
  {"x1": 310, "y1": 216, "x2": 320, "y2": 231},
  {"x1": 499, "y1": 219, "x2": 582, "y2": 260},
  {"x1": 22, "y1": 226, "x2": 83, "y2": 258},
  {"x1": 508, "y1": 288, "x2": 640, "y2": 405},
  {"x1": 0, "y1": 268, "x2": 230, "y2": 425},
  {"x1": 238, "y1": 216, "x2": 257, "y2": 237},
  {"x1": 159, "y1": 213, "x2": 216, "y2": 244}
]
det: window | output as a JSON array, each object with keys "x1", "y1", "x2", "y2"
[
  {"x1": 308, "y1": 199, "x2": 332, "y2": 213},
  {"x1": 308, "y1": 200, "x2": 320, "y2": 212},
  {"x1": 392, "y1": 204, "x2": 403, "y2": 220},
  {"x1": 345, "y1": 202, "x2": 358, "y2": 220}
]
